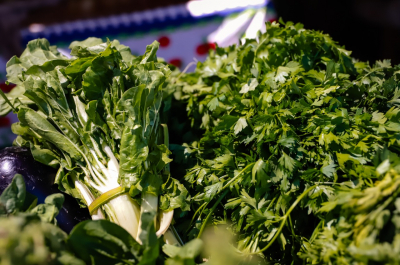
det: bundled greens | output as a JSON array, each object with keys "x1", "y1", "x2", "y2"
[
  {"x1": 171, "y1": 20, "x2": 400, "y2": 263},
  {"x1": 0, "y1": 37, "x2": 189, "y2": 241}
]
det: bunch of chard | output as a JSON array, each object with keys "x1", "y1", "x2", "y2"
[{"x1": 0, "y1": 37, "x2": 189, "y2": 242}]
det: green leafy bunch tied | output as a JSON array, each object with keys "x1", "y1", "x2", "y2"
[
  {"x1": 172, "y1": 20, "x2": 400, "y2": 263},
  {"x1": 0, "y1": 37, "x2": 190, "y2": 241}
]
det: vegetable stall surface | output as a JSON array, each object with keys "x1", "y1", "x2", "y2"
[
  {"x1": 171, "y1": 20, "x2": 400, "y2": 263},
  {"x1": 0, "y1": 146, "x2": 90, "y2": 232},
  {"x1": 0, "y1": 37, "x2": 189, "y2": 241}
]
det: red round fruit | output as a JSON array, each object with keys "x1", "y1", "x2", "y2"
[
  {"x1": 0, "y1": 116, "x2": 10, "y2": 127},
  {"x1": 169, "y1": 58, "x2": 182, "y2": 68},
  {"x1": 196, "y1": 43, "x2": 209, "y2": 55},
  {"x1": 208, "y1": 42, "x2": 216, "y2": 50},
  {"x1": 158, "y1": 36, "x2": 170, "y2": 48},
  {"x1": 0, "y1": 83, "x2": 16, "y2": 93},
  {"x1": 196, "y1": 43, "x2": 216, "y2": 55}
]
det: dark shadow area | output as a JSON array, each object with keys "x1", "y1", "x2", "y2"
[{"x1": 273, "y1": 0, "x2": 400, "y2": 64}]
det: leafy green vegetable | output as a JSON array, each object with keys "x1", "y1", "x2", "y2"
[
  {"x1": 0, "y1": 175, "x2": 85, "y2": 265},
  {"x1": 1, "y1": 37, "x2": 189, "y2": 241},
  {"x1": 0, "y1": 214, "x2": 85, "y2": 265},
  {"x1": 300, "y1": 168, "x2": 400, "y2": 264},
  {"x1": 163, "y1": 238, "x2": 203, "y2": 265},
  {"x1": 68, "y1": 220, "x2": 142, "y2": 265},
  {"x1": 0, "y1": 174, "x2": 63, "y2": 224},
  {"x1": 171, "y1": 20, "x2": 400, "y2": 263},
  {"x1": 0, "y1": 174, "x2": 26, "y2": 213},
  {"x1": 0, "y1": 175, "x2": 203, "y2": 265}
]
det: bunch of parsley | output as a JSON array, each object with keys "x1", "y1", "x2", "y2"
[{"x1": 171, "y1": 20, "x2": 400, "y2": 263}]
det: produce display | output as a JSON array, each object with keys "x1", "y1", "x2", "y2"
[
  {"x1": 171, "y1": 20, "x2": 400, "y2": 264},
  {"x1": 0, "y1": 20, "x2": 399, "y2": 264}
]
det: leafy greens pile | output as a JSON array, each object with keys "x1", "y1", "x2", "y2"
[
  {"x1": 0, "y1": 37, "x2": 189, "y2": 241},
  {"x1": 2, "y1": 19, "x2": 400, "y2": 265},
  {"x1": 171, "y1": 20, "x2": 400, "y2": 263}
]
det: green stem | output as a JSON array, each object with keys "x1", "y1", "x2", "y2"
[
  {"x1": 221, "y1": 163, "x2": 254, "y2": 191},
  {"x1": 197, "y1": 189, "x2": 229, "y2": 239},
  {"x1": 266, "y1": 196, "x2": 277, "y2": 211},
  {"x1": 287, "y1": 213, "x2": 296, "y2": 241},
  {"x1": 309, "y1": 220, "x2": 324, "y2": 244},
  {"x1": 170, "y1": 225, "x2": 184, "y2": 245},
  {"x1": 189, "y1": 163, "x2": 254, "y2": 234},
  {"x1": 0, "y1": 88, "x2": 16, "y2": 112},
  {"x1": 160, "y1": 124, "x2": 170, "y2": 172},
  {"x1": 187, "y1": 201, "x2": 209, "y2": 233},
  {"x1": 88, "y1": 186, "x2": 128, "y2": 215},
  {"x1": 252, "y1": 185, "x2": 317, "y2": 254}
]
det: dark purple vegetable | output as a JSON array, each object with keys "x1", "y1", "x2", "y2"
[{"x1": 0, "y1": 146, "x2": 90, "y2": 232}]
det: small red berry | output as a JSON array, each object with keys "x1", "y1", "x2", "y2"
[
  {"x1": 208, "y1": 42, "x2": 216, "y2": 50},
  {"x1": 169, "y1": 58, "x2": 182, "y2": 68},
  {"x1": 0, "y1": 83, "x2": 16, "y2": 93},
  {"x1": 196, "y1": 43, "x2": 209, "y2": 55},
  {"x1": 158, "y1": 36, "x2": 170, "y2": 48},
  {"x1": 0, "y1": 116, "x2": 10, "y2": 127}
]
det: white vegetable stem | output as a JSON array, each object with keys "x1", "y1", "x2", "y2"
[
  {"x1": 89, "y1": 146, "x2": 141, "y2": 238},
  {"x1": 73, "y1": 96, "x2": 141, "y2": 237},
  {"x1": 72, "y1": 97, "x2": 175, "y2": 243},
  {"x1": 136, "y1": 193, "x2": 177, "y2": 244},
  {"x1": 156, "y1": 210, "x2": 174, "y2": 237},
  {"x1": 136, "y1": 192, "x2": 158, "y2": 243},
  {"x1": 164, "y1": 229, "x2": 181, "y2": 246},
  {"x1": 104, "y1": 194, "x2": 141, "y2": 237},
  {"x1": 74, "y1": 178, "x2": 104, "y2": 220}
]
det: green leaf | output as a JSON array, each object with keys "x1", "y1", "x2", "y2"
[
  {"x1": 138, "y1": 211, "x2": 160, "y2": 265},
  {"x1": 119, "y1": 125, "x2": 149, "y2": 187},
  {"x1": 140, "y1": 41, "x2": 159, "y2": 64},
  {"x1": 69, "y1": 37, "x2": 103, "y2": 50},
  {"x1": 279, "y1": 151, "x2": 300, "y2": 172},
  {"x1": 30, "y1": 193, "x2": 64, "y2": 224},
  {"x1": 252, "y1": 159, "x2": 268, "y2": 187},
  {"x1": 160, "y1": 177, "x2": 190, "y2": 211},
  {"x1": 164, "y1": 238, "x2": 203, "y2": 265},
  {"x1": 234, "y1": 117, "x2": 248, "y2": 135},
  {"x1": 207, "y1": 97, "x2": 219, "y2": 111},
  {"x1": 371, "y1": 111, "x2": 387, "y2": 124},
  {"x1": 81, "y1": 60, "x2": 112, "y2": 100},
  {"x1": 239, "y1": 78, "x2": 259, "y2": 94},
  {"x1": 17, "y1": 108, "x2": 82, "y2": 160},
  {"x1": 0, "y1": 214, "x2": 85, "y2": 265},
  {"x1": 321, "y1": 163, "x2": 337, "y2": 178},
  {"x1": 68, "y1": 220, "x2": 141, "y2": 265},
  {"x1": 0, "y1": 174, "x2": 26, "y2": 214}
]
